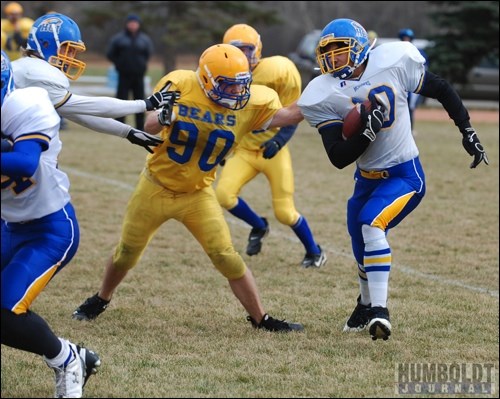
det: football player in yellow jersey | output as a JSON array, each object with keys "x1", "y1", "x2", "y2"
[
  {"x1": 1, "y1": 2, "x2": 34, "y2": 61},
  {"x1": 215, "y1": 24, "x2": 327, "y2": 268},
  {"x1": 73, "y1": 44, "x2": 305, "y2": 332}
]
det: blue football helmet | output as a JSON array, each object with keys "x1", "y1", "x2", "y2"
[
  {"x1": 196, "y1": 44, "x2": 252, "y2": 110},
  {"x1": 1, "y1": 50, "x2": 15, "y2": 107},
  {"x1": 398, "y1": 28, "x2": 415, "y2": 42},
  {"x1": 316, "y1": 18, "x2": 372, "y2": 79},
  {"x1": 26, "y1": 13, "x2": 86, "y2": 80}
]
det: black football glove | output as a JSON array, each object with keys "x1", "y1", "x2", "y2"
[
  {"x1": 261, "y1": 139, "x2": 281, "y2": 159},
  {"x1": 144, "y1": 89, "x2": 180, "y2": 111},
  {"x1": 126, "y1": 128, "x2": 163, "y2": 154},
  {"x1": 460, "y1": 127, "x2": 489, "y2": 168},
  {"x1": 360, "y1": 98, "x2": 385, "y2": 142}
]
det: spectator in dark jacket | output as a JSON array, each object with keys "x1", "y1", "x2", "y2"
[{"x1": 107, "y1": 14, "x2": 154, "y2": 130}]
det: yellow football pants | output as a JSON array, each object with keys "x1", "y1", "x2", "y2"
[
  {"x1": 216, "y1": 146, "x2": 300, "y2": 226},
  {"x1": 112, "y1": 170, "x2": 246, "y2": 280}
]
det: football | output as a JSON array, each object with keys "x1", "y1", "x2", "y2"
[{"x1": 342, "y1": 99, "x2": 371, "y2": 140}]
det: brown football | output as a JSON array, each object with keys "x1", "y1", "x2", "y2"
[{"x1": 342, "y1": 99, "x2": 371, "y2": 140}]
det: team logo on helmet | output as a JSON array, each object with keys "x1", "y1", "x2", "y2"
[{"x1": 37, "y1": 17, "x2": 63, "y2": 34}]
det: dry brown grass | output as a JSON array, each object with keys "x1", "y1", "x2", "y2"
[{"x1": 1, "y1": 116, "x2": 498, "y2": 398}]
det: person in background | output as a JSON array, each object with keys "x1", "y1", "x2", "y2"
[
  {"x1": 73, "y1": 43, "x2": 306, "y2": 333},
  {"x1": 216, "y1": 23, "x2": 326, "y2": 268},
  {"x1": 398, "y1": 28, "x2": 429, "y2": 136},
  {"x1": 107, "y1": 14, "x2": 154, "y2": 130},
  {"x1": 1, "y1": 1, "x2": 33, "y2": 61},
  {"x1": 298, "y1": 18, "x2": 488, "y2": 341},
  {"x1": 1, "y1": 50, "x2": 100, "y2": 399}
]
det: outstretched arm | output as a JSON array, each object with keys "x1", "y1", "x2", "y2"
[
  {"x1": 267, "y1": 101, "x2": 304, "y2": 129},
  {"x1": 419, "y1": 71, "x2": 488, "y2": 168},
  {"x1": 64, "y1": 113, "x2": 163, "y2": 153}
]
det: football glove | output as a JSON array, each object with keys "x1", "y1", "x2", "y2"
[
  {"x1": 144, "y1": 89, "x2": 180, "y2": 111},
  {"x1": 360, "y1": 98, "x2": 385, "y2": 142},
  {"x1": 157, "y1": 93, "x2": 177, "y2": 126},
  {"x1": 126, "y1": 128, "x2": 163, "y2": 154},
  {"x1": 261, "y1": 140, "x2": 281, "y2": 159},
  {"x1": 460, "y1": 127, "x2": 489, "y2": 168}
]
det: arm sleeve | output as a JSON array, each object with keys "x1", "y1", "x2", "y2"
[
  {"x1": 1, "y1": 140, "x2": 43, "y2": 178},
  {"x1": 57, "y1": 94, "x2": 146, "y2": 118},
  {"x1": 63, "y1": 113, "x2": 130, "y2": 138},
  {"x1": 418, "y1": 71, "x2": 471, "y2": 131},
  {"x1": 271, "y1": 124, "x2": 298, "y2": 147},
  {"x1": 319, "y1": 123, "x2": 371, "y2": 169}
]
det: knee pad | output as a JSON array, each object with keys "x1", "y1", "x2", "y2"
[
  {"x1": 215, "y1": 184, "x2": 238, "y2": 210},
  {"x1": 361, "y1": 225, "x2": 388, "y2": 252},
  {"x1": 207, "y1": 247, "x2": 247, "y2": 280},
  {"x1": 112, "y1": 242, "x2": 145, "y2": 271},
  {"x1": 273, "y1": 198, "x2": 298, "y2": 226}
]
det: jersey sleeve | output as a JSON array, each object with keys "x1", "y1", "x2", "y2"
[
  {"x1": 2, "y1": 87, "x2": 59, "y2": 147},
  {"x1": 256, "y1": 57, "x2": 302, "y2": 107},
  {"x1": 398, "y1": 42, "x2": 426, "y2": 93},
  {"x1": 298, "y1": 76, "x2": 346, "y2": 128},
  {"x1": 59, "y1": 94, "x2": 146, "y2": 117},
  {"x1": 246, "y1": 85, "x2": 282, "y2": 131}
]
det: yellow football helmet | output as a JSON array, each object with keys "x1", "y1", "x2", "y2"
[
  {"x1": 223, "y1": 24, "x2": 262, "y2": 70},
  {"x1": 4, "y1": 2, "x2": 23, "y2": 17},
  {"x1": 196, "y1": 43, "x2": 252, "y2": 110}
]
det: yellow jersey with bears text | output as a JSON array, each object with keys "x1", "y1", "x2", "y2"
[
  {"x1": 238, "y1": 55, "x2": 301, "y2": 150},
  {"x1": 146, "y1": 70, "x2": 282, "y2": 193}
]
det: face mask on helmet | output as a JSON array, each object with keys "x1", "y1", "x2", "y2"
[
  {"x1": 1, "y1": 50, "x2": 15, "y2": 108},
  {"x1": 315, "y1": 18, "x2": 372, "y2": 79},
  {"x1": 27, "y1": 13, "x2": 87, "y2": 80},
  {"x1": 196, "y1": 44, "x2": 252, "y2": 110},
  {"x1": 223, "y1": 24, "x2": 262, "y2": 70}
]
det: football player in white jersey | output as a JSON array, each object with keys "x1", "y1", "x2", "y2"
[
  {"x1": 12, "y1": 13, "x2": 178, "y2": 153},
  {"x1": 298, "y1": 18, "x2": 488, "y2": 341},
  {"x1": 1, "y1": 51, "x2": 100, "y2": 398}
]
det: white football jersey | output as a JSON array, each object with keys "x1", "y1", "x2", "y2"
[
  {"x1": 1, "y1": 87, "x2": 71, "y2": 223},
  {"x1": 12, "y1": 56, "x2": 71, "y2": 107},
  {"x1": 298, "y1": 41, "x2": 426, "y2": 170}
]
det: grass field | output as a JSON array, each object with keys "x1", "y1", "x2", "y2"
[{"x1": 1, "y1": 113, "x2": 499, "y2": 398}]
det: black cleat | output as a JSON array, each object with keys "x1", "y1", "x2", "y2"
[
  {"x1": 246, "y1": 218, "x2": 269, "y2": 256},
  {"x1": 72, "y1": 293, "x2": 110, "y2": 321},
  {"x1": 301, "y1": 245, "x2": 327, "y2": 268},
  {"x1": 343, "y1": 295, "x2": 371, "y2": 332},
  {"x1": 247, "y1": 313, "x2": 304, "y2": 332},
  {"x1": 367, "y1": 306, "x2": 391, "y2": 341}
]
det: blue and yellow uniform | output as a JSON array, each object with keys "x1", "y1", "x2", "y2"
[
  {"x1": 73, "y1": 43, "x2": 305, "y2": 331},
  {"x1": 114, "y1": 69, "x2": 280, "y2": 279},
  {"x1": 215, "y1": 24, "x2": 326, "y2": 267}
]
